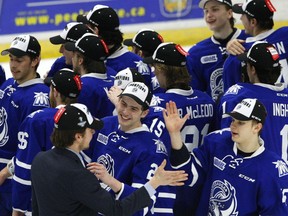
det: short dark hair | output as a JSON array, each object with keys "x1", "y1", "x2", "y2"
[
  {"x1": 51, "y1": 128, "x2": 86, "y2": 148},
  {"x1": 252, "y1": 63, "x2": 281, "y2": 84},
  {"x1": 246, "y1": 15, "x2": 274, "y2": 30}
]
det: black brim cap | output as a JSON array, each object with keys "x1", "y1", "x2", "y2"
[
  {"x1": 225, "y1": 112, "x2": 250, "y2": 121},
  {"x1": 76, "y1": 14, "x2": 89, "y2": 24},
  {"x1": 123, "y1": 39, "x2": 135, "y2": 47},
  {"x1": 44, "y1": 77, "x2": 53, "y2": 86},
  {"x1": 1, "y1": 48, "x2": 27, "y2": 57},
  {"x1": 142, "y1": 56, "x2": 154, "y2": 65},
  {"x1": 237, "y1": 52, "x2": 248, "y2": 62},
  {"x1": 49, "y1": 35, "x2": 66, "y2": 45},
  {"x1": 64, "y1": 42, "x2": 77, "y2": 52},
  {"x1": 232, "y1": 3, "x2": 244, "y2": 14}
]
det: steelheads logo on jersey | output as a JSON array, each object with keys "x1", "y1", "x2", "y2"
[
  {"x1": 159, "y1": 0, "x2": 193, "y2": 18},
  {"x1": 33, "y1": 92, "x2": 50, "y2": 107},
  {"x1": 0, "y1": 107, "x2": 9, "y2": 147},
  {"x1": 273, "y1": 160, "x2": 288, "y2": 177},
  {"x1": 209, "y1": 179, "x2": 238, "y2": 215}
]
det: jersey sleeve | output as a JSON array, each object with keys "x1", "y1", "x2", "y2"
[
  {"x1": 222, "y1": 55, "x2": 242, "y2": 91},
  {"x1": 258, "y1": 159, "x2": 288, "y2": 215},
  {"x1": 12, "y1": 113, "x2": 50, "y2": 212}
]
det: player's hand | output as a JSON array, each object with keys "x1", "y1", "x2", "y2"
[
  {"x1": 87, "y1": 162, "x2": 111, "y2": 182},
  {"x1": 226, "y1": 39, "x2": 245, "y2": 55},
  {"x1": 149, "y1": 159, "x2": 188, "y2": 188},
  {"x1": 0, "y1": 167, "x2": 11, "y2": 186},
  {"x1": 163, "y1": 101, "x2": 189, "y2": 134},
  {"x1": 108, "y1": 86, "x2": 122, "y2": 106},
  {"x1": 87, "y1": 162, "x2": 122, "y2": 193}
]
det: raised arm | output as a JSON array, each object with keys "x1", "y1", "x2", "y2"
[
  {"x1": 87, "y1": 159, "x2": 187, "y2": 192},
  {"x1": 162, "y1": 101, "x2": 189, "y2": 150}
]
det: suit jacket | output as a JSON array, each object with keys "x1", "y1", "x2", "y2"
[{"x1": 31, "y1": 147, "x2": 152, "y2": 216}]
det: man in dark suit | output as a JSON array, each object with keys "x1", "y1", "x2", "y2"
[{"x1": 31, "y1": 103, "x2": 187, "y2": 216}]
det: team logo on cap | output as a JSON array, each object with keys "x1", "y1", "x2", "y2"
[{"x1": 266, "y1": 46, "x2": 279, "y2": 61}]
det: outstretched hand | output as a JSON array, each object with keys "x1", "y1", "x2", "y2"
[
  {"x1": 150, "y1": 159, "x2": 188, "y2": 188},
  {"x1": 162, "y1": 101, "x2": 189, "y2": 134}
]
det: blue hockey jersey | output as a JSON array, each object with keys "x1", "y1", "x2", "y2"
[
  {"x1": 150, "y1": 88, "x2": 216, "y2": 152},
  {"x1": 0, "y1": 78, "x2": 50, "y2": 192},
  {"x1": 78, "y1": 73, "x2": 114, "y2": 118},
  {"x1": 218, "y1": 83, "x2": 288, "y2": 162},
  {"x1": 106, "y1": 46, "x2": 153, "y2": 89},
  {"x1": 12, "y1": 107, "x2": 59, "y2": 213},
  {"x1": 186, "y1": 29, "x2": 248, "y2": 101},
  {"x1": 223, "y1": 27, "x2": 288, "y2": 90},
  {"x1": 149, "y1": 88, "x2": 216, "y2": 215},
  {"x1": 88, "y1": 116, "x2": 176, "y2": 215},
  {"x1": 172, "y1": 128, "x2": 288, "y2": 215}
]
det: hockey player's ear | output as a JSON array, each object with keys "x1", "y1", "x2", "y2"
[
  {"x1": 31, "y1": 56, "x2": 40, "y2": 68},
  {"x1": 252, "y1": 121, "x2": 262, "y2": 134},
  {"x1": 141, "y1": 109, "x2": 149, "y2": 119}
]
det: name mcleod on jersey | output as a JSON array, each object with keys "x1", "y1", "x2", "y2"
[{"x1": 178, "y1": 104, "x2": 214, "y2": 119}]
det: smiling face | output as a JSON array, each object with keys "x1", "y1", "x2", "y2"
[
  {"x1": 203, "y1": 1, "x2": 233, "y2": 33},
  {"x1": 9, "y1": 54, "x2": 39, "y2": 84},
  {"x1": 116, "y1": 96, "x2": 149, "y2": 132}
]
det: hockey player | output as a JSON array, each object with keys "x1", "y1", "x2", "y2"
[
  {"x1": 0, "y1": 35, "x2": 50, "y2": 215},
  {"x1": 31, "y1": 103, "x2": 188, "y2": 215},
  {"x1": 46, "y1": 22, "x2": 92, "y2": 77},
  {"x1": 77, "y1": 5, "x2": 151, "y2": 82},
  {"x1": 10, "y1": 69, "x2": 81, "y2": 215},
  {"x1": 164, "y1": 99, "x2": 288, "y2": 215},
  {"x1": 186, "y1": 0, "x2": 248, "y2": 101},
  {"x1": 65, "y1": 33, "x2": 115, "y2": 118},
  {"x1": 218, "y1": 41, "x2": 288, "y2": 162},
  {"x1": 85, "y1": 82, "x2": 177, "y2": 215},
  {"x1": 223, "y1": 0, "x2": 288, "y2": 89},
  {"x1": 123, "y1": 28, "x2": 165, "y2": 93},
  {"x1": 47, "y1": 22, "x2": 117, "y2": 79},
  {"x1": 143, "y1": 42, "x2": 216, "y2": 215}
]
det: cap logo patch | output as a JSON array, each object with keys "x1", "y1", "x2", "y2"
[
  {"x1": 266, "y1": 46, "x2": 279, "y2": 61},
  {"x1": 77, "y1": 117, "x2": 86, "y2": 127},
  {"x1": 132, "y1": 87, "x2": 138, "y2": 93},
  {"x1": 265, "y1": 0, "x2": 276, "y2": 12},
  {"x1": 54, "y1": 107, "x2": 66, "y2": 123},
  {"x1": 175, "y1": 44, "x2": 188, "y2": 56},
  {"x1": 100, "y1": 39, "x2": 109, "y2": 54},
  {"x1": 73, "y1": 75, "x2": 82, "y2": 90}
]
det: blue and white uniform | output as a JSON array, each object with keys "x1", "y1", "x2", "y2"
[
  {"x1": 186, "y1": 29, "x2": 248, "y2": 101},
  {"x1": 218, "y1": 82, "x2": 288, "y2": 161},
  {"x1": 86, "y1": 116, "x2": 176, "y2": 216},
  {"x1": 78, "y1": 73, "x2": 114, "y2": 118},
  {"x1": 223, "y1": 27, "x2": 288, "y2": 90},
  {"x1": 171, "y1": 128, "x2": 288, "y2": 215},
  {"x1": 0, "y1": 77, "x2": 50, "y2": 211},
  {"x1": 12, "y1": 107, "x2": 59, "y2": 213}
]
